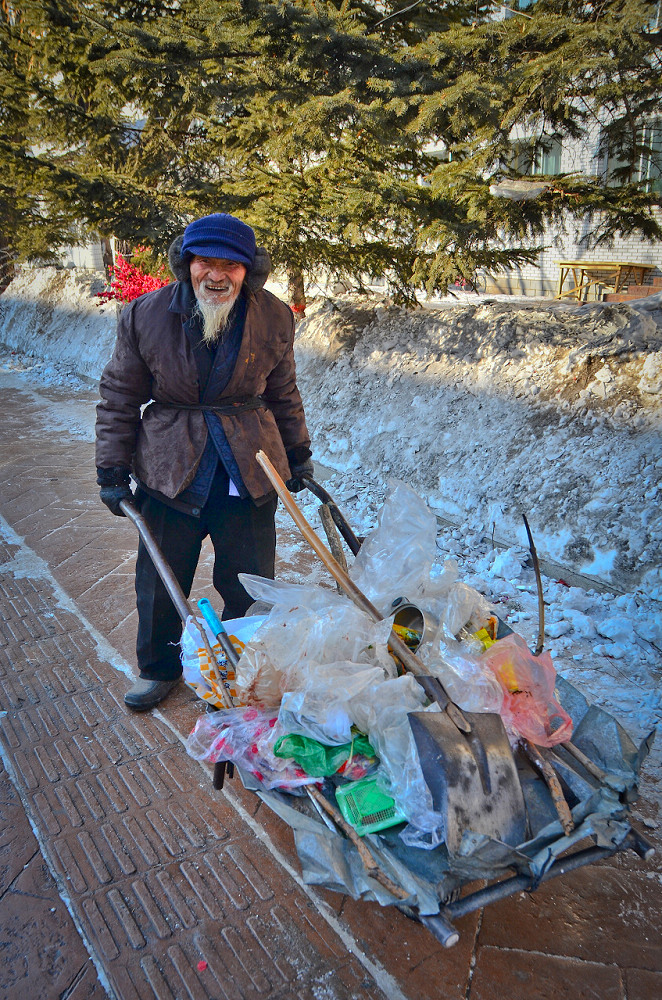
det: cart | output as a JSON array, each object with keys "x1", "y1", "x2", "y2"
[{"x1": 120, "y1": 474, "x2": 656, "y2": 949}]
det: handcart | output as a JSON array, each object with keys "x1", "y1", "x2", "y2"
[{"x1": 120, "y1": 463, "x2": 656, "y2": 949}]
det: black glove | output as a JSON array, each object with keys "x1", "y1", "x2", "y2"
[
  {"x1": 97, "y1": 466, "x2": 134, "y2": 516},
  {"x1": 286, "y1": 457, "x2": 314, "y2": 493}
]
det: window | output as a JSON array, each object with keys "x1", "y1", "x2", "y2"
[
  {"x1": 605, "y1": 120, "x2": 662, "y2": 194},
  {"x1": 638, "y1": 122, "x2": 662, "y2": 193},
  {"x1": 512, "y1": 136, "x2": 562, "y2": 176}
]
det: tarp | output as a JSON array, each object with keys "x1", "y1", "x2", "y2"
[{"x1": 255, "y1": 675, "x2": 654, "y2": 914}]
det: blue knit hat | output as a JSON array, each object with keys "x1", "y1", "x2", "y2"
[{"x1": 181, "y1": 213, "x2": 256, "y2": 267}]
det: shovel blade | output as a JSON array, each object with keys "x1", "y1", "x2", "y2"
[{"x1": 409, "y1": 710, "x2": 527, "y2": 854}]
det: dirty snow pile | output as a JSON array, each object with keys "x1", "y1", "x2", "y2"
[
  {"x1": 295, "y1": 294, "x2": 662, "y2": 597},
  {"x1": 0, "y1": 265, "x2": 117, "y2": 380}
]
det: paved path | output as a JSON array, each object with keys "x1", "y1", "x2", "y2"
[{"x1": 0, "y1": 371, "x2": 660, "y2": 1000}]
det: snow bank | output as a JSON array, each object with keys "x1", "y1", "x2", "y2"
[
  {"x1": 1, "y1": 267, "x2": 660, "y2": 594},
  {"x1": 296, "y1": 296, "x2": 662, "y2": 596},
  {"x1": 0, "y1": 266, "x2": 117, "y2": 380}
]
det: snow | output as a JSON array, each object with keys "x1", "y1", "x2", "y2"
[
  {"x1": 0, "y1": 267, "x2": 660, "y2": 821},
  {"x1": 295, "y1": 295, "x2": 662, "y2": 596}
]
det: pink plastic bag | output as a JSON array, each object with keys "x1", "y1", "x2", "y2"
[
  {"x1": 481, "y1": 634, "x2": 573, "y2": 747},
  {"x1": 186, "y1": 708, "x2": 314, "y2": 790}
]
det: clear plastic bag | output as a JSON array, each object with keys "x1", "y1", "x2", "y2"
[
  {"x1": 427, "y1": 581, "x2": 493, "y2": 641},
  {"x1": 481, "y1": 633, "x2": 574, "y2": 747},
  {"x1": 185, "y1": 708, "x2": 314, "y2": 790},
  {"x1": 276, "y1": 661, "x2": 389, "y2": 745},
  {"x1": 411, "y1": 558, "x2": 460, "y2": 619},
  {"x1": 234, "y1": 576, "x2": 394, "y2": 707},
  {"x1": 417, "y1": 634, "x2": 504, "y2": 714},
  {"x1": 349, "y1": 481, "x2": 438, "y2": 615},
  {"x1": 349, "y1": 675, "x2": 445, "y2": 847}
]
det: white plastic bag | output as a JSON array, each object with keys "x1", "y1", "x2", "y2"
[
  {"x1": 180, "y1": 613, "x2": 266, "y2": 708},
  {"x1": 348, "y1": 481, "x2": 438, "y2": 615}
]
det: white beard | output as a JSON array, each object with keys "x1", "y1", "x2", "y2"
[{"x1": 193, "y1": 291, "x2": 238, "y2": 344}]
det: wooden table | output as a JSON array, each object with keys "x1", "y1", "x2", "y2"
[{"x1": 555, "y1": 260, "x2": 655, "y2": 302}]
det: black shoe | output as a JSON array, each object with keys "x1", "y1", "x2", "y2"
[{"x1": 124, "y1": 677, "x2": 180, "y2": 711}]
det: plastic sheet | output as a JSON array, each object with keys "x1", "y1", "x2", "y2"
[
  {"x1": 481, "y1": 633, "x2": 574, "y2": 747},
  {"x1": 349, "y1": 675, "x2": 446, "y2": 848},
  {"x1": 349, "y1": 481, "x2": 438, "y2": 615},
  {"x1": 186, "y1": 708, "x2": 314, "y2": 790}
]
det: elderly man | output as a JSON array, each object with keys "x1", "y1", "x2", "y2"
[{"x1": 95, "y1": 213, "x2": 313, "y2": 711}]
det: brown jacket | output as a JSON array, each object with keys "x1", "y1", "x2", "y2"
[{"x1": 95, "y1": 279, "x2": 310, "y2": 502}]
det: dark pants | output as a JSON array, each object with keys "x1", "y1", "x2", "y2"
[{"x1": 135, "y1": 474, "x2": 277, "y2": 681}]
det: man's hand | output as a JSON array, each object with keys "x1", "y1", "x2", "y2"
[
  {"x1": 286, "y1": 457, "x2": 314, "y2": 493},
  {"x1": 97, "y1": 466, "x2": 134, "y2": 516}
]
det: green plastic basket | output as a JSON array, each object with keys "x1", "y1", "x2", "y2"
[{"x1": 335, "y1": 776, "x2": 407, "y2": 836}]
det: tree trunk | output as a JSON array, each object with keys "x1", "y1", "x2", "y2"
[
  {"x1": 100, "y1": 237, "x2": 114, "y2": 278},
  {"x1": 0, "y1": 232, "x2": 15, "y2": 294},
  {"x1": 287, "y1": 264, "x2": 306, "y2": 319}
]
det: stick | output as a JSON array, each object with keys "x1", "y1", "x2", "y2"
[
  {"x1": 319, "y1": 503, "x2": 348, "y2": 590},
  {"x1": 306, "y1": 786, "x2": 410, "y2": 900},
  {"x1": 559, "y1": 740, "x2": 607, "y2": 783},
  {"x1": 520, "y1": 513, "x2": 608, "y2": 787},
  {"x1": 521, "y1": 739, "x2": 575, "y2": 835},
  {"x1": 522, "y1": 513, "x2": 545, "y2": 656},
  {"x1": 256, "y1": 450, "x2": 471, "y2": 734}
]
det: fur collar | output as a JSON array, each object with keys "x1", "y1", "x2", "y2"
[{"x1": 167, "y1": 234, "x2": 271, "y2": 294}]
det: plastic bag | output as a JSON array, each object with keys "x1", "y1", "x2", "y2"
[
  {"x1": 234, "y1": 577, "x2": 394, "y2": 707},
  {"x1": 349, "y1": 675, "x2": 445, "y2": 847},
  {"x1": 185, "y1": 708, "x2": 314, "y2": 790},
  {"x1": 273, "y1": 730, "x2": 377, "y2": 778},
  {"x1": 349, "y1": 481, "x2": 438, "y2": 615},
  {"x1": 417, "y1": 634, "x2": 504, "y2": 714},
  {"x1": 180, "y1": 614, "x2": 266, "y2": 708},
  {"x1": 276, "y1": 661, "x2": 388, "y2": 745},
  {"x1": 481, "y1": 633, "x2": 574, "y2": 747},
  {"x1": 411, "y1": 558, "x2": 460, "y2": 620}
]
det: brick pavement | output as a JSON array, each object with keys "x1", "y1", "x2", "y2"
[{"x1": 0, "y1": 374, "x2": 660, "y2": 1000}]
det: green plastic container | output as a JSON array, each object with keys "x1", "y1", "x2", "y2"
[{"x1": 335, "y1": 775, "x2": 407, "y2": 836}]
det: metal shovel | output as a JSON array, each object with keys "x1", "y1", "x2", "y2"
[{"x1": 256, "y1": 451, "x2": 527, "y2": 854}]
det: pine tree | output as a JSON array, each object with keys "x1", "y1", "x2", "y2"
[
  {"x1": 1, "y1": 1, "x2": 661, "y2": 305},
  {"x1": 404, "y1": 0, "x2": 662, "y2": 292}
]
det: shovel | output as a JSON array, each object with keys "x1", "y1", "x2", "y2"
[
  {"x1": 256, "y1": 451, "x2": 527, "y2": 853},
  {"x1": 119, "y1": 499, "x2": 234, "y2": 711}
]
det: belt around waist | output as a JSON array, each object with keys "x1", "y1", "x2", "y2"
[{"x1": 153, "y1": 395, "x2": 267, "y2": 415}]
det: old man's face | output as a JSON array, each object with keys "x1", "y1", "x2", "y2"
[
  {"x1": 189, "y1": 255, "x2": 247, "y2": 304},
  {"x1": 190, "y1": 255, "x2": 248, "y2": 343}
]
